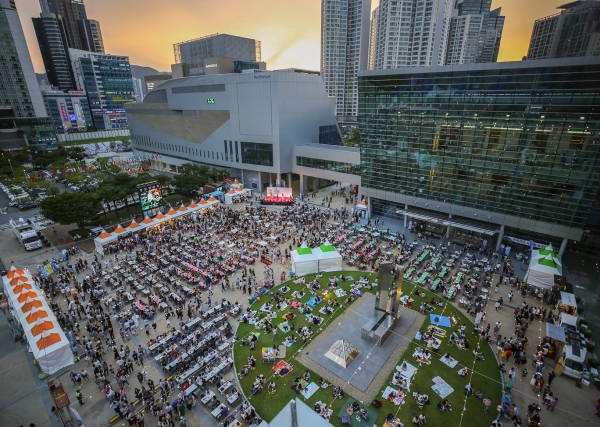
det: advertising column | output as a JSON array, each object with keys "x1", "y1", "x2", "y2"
[{"x1": 56, "y1": 97, "x2": 72, "y2": 131}]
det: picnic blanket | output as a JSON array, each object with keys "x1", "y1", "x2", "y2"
[
  {"x1": 399, "y1": 295, "x2": 414, "y2": 305},
  {"x1": 440, "y1": 355, "x2": 458, "y2": 368},
  {"x1": 319, "y1": 306, "x2": 334, "y2": 315},
  {"x1": 280, "y1": 286, "x2": 291, "y2": 294},
  {"x1": 431, "y1": 380, "x2": 454, "y2": 399},
  {"x1": 283, "y1": 338, "x2": 296, "y2": 347},
  {"x1": 334, "y1": 289, "x2": 347, "y2": 297},
  {"x1": 277, "y1": 323, "x2": 292, "y2": 333},
  {"x1": 305, "y1": 314, "x2": 323, "y2": 325},
  {"x1": 336, "y1": 398, "x2": 380, "y2": 427},
  {"x1": 396, "y1": 361, "x2": 417, "y2": 380},
  {"x1": 307, "y1": 296, "x2": 323, "y2": 307},
  {"x1": 260, "y1": 304, "x2": 274, "y2": 312},
  {"x1": 300, "y1": 382, "x2": 319, "y2": 399},
  {"x1": 430, "y1": 314, "x2": 452, "y2": 327},
  {"x1": 382, "y1": 386, "x2": 405, "y2": 406},
  {"x1": 277, "y1": 345, "x2": 286, "y2": 359},
  {"x1": 277, "y1": 303, "x2": 288, "y2": 311},
  {"x1": 412, "y1": 350, "x2": 431, "y2": 365},
  {"x1": 273, "y1": 360, "x2": 293, "y2": 377}
]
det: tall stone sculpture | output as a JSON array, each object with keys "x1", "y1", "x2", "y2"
[{"x1": 361, "y1": 261, "x2": 402, "y2": 347}]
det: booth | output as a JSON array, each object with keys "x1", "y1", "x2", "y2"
[
  {"x1": 93, "y1": 230, "x2": 117, "y2": 254},
  {"x1": 291, "y1": 244, "x2": 319, "y2": 276},
  {"x1": 3, "y1": 266, "x2": 73, "y2": 374},
  {"x1": 556, "y1": 292, "x2": 578, "y2": 315},
  {"x1": 224, "y1": 188, "x2": 251, "y2": 204},
  {"x1": 525, "y1": 252, "x2": 563, "y2": 289},
  {"x1": 312, "y1": 241, "x2": 343, "y2": 272}
]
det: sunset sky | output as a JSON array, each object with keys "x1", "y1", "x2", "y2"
[{"x1": 16, "y1": 0, "x2": 560, "y2": 74}]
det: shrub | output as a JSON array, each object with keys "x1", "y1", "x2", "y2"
[
  {"x1": 586, "y1": 341, "x2": 596, "y2": 352},
  {"x1": 588, "y1": 358, "x2": 599, "y2": 368}
]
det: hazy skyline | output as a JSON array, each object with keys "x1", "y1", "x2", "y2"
[{"x1": 16, "y1": 0, "x2": 560, "y2": 74}]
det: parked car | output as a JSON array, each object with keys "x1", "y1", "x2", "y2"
[{"x1": 18, "y1": 201, "x2": 39, "y2": 210}]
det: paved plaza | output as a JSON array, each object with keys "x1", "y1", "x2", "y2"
[{"x1": 0, "y1": 182, "x2": 599, "y2": 427}]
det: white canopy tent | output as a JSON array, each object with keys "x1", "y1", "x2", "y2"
[
  {"x1": 3, "y1": 267, "x2": 73, "y2": 374},
  {"x1": 268, "y1": 398, "x2": 333, "y2": 427},
  {"x1": 312, "y1": 242, "x2": 342, "y2": 272},
  {"x1": 291, "y1": 244, "x2": 319, "y2": 276},
  {"x1": 525, "y1": 253, "x2": 563, "y2": 289}
]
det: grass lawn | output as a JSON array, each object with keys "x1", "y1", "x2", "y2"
[{"x1": 233, "y1": 272, "x2": 503, "y2": 427}]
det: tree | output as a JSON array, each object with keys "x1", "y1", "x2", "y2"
[
  {"x1": 173, "y1": 173, "x2": 204, "y2": 197},
  {"x1": 40, "y1": 193, "x2": 102, "y2": 229},
  {"x1": 96, "y1": 157, "x2": 110, "y2": 170},
  {"x1": 109, "y1": 141, "x2": 117, "y2": 152},
  {"x1": 13, "y1": 153, "x2": 29, "y2": 164},
  {"x1": 121, "y1": 139, "x2": 132, "y2": 151},
  {"x1": 32, "y1": 157, "x2": 51, "y2": 169},
  {"x1": 345, "y1": 129, "x2": 360, "y2": 147}
]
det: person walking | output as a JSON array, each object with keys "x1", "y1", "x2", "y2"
[
  {"x1": 272, "y1": 328, "x2": 277, "y2": 341},
  {"x1": 546, "y1": 397, "x2": 558, "y2": 411},
  {"x1": 75, "y1": 390, "x2": 84, "y2": 405},
  {"x1": 547, "y1": 371, "x2": 556, "y2": 386}
]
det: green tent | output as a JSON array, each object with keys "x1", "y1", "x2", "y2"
[
  {"x1": 297, "y1": 243, "x2": 312, "y2": 255},
  {"x1": 538, "y1": 244, "x2": 557, "y2": 258},
  {"x1": 538, "y1": 255, "x2": 558, "y2": 269},
  {"x1": 319, "y1": 241, "x2": 336, "y2": 253}
]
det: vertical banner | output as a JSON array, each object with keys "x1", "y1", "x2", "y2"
[
  {"x1": 57, "y1": 98, "x2": 71, "y2": 129},
  {"x1": 72, "y1": 99, "x2": 86, "y2": 127}
]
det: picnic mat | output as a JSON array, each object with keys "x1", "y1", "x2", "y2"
[
  {"x1": 300, "y1": 382, "x2": 319, "y2": 399},
  {"x1": 277, "y1": 323, "x2": 292, "y2": 333},
  {"x1": 277, "y1": 345, "x2": 286, "y2": 359},
  {"x1": 431, "y1": 376, "x2": 454, "y2": 398},
  {"x1": 307, "y1": 297, "x2": 323, "y2": 307},
  {"x1": 334, "y1": 289, "x2": 347, "y2": 297},
  {"x1": 336, "y1": 398, "x2": 380, "y2": 427},
  {"x1": 396, "y1": 361, "x2": 418, "y2": 380},
  {"x1": 440, "y1": 355, "x2": 458, "y2": 368},
  {"x1": 283, "y1": 339, "x2": 296, "y2": 348},
  {"x1": 430, "y1": 314, "x2": 452, "y2": 327}
]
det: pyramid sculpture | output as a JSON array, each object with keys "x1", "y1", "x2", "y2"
[{"x1": 324, "y1": 339, "x2": 360, "y2": 368}]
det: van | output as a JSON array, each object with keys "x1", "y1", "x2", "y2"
[
  {"x1": 561, "y1": 341, "x2": 588, "y2": 379},
  {"x1": 558, "y1": 312, "x2": 580, "y2": 333}
]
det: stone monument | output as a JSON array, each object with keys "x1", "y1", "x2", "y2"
[{"x1": 361, "y1": 261, "x2": 402, "y2": 347}]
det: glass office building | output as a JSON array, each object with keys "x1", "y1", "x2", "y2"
[{"x1": 359, "y1": 57, "x2": 600, "y2": 253}]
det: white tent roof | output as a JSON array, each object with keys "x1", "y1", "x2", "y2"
[
  {"x1": 324, "y1": 339, "x2": 360, "y2": 368},
  {"x1": 2, "y1": 268, "x2": 73, "y2": 374},
  {"x1": 269, "y1": 398, "x2": 333, "y2": 427}
]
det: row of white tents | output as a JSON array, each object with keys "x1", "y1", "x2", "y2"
[
  {"x1": 2, "y1": 266, "x2": 73, "y2": 374},
  {"x1": 94, "y1": 198, "x2": 221, "y2": 254},
  {"x1": 290, "y1": 242, "x2": 342, "y2": 276}
]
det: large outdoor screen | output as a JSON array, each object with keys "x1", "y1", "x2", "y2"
[{"x1": 138, "y1": 182, "x2": 163, "y2": 213}]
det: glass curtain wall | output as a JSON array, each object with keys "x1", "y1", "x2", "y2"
[{"x1": 359, "y1": 63, "x2": 600, "y2": 230}]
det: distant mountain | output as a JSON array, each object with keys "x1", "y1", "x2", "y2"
[{"x1": 131, "y1": 65, "x2": 170, "y2": 81}]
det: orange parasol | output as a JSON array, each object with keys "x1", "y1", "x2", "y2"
[
  {"x1": 233, "y1": 179, "x2": 240, "y2": 185},
  {"x1": 188, "y1": 201, "x2": 198, "y2": 208},
  {"x1": 141, "y1": 217, "x2": 154, "y2": 224},
  {"x1": 36, "y1": 331, "x2": 62, "y2": 350},
  {"x1": 227, "y1": 189, "x2": 235, "y2": 195},
  {"x1": 26, "y1": 307, "x2": 49, "y2": 323},
  {"x1": 236, "y1": 187, "x2": 243, "y2": 192},
  {"x1": 166, "y1": 208, "x2": 177, "y2": 216},
  {"x1": 178, "y1": 204, "x2": 188, "y2": 211},
  {"x1": 30, "y1": 319, "x2": 55, "y2": 336},
  {"x1": 208, "y1": 196, "x2": 217, "y2": 202},
  {"x1": 20, "y1": 298, "x2": 43, "y2": 313},
  {"x1": 199, "y1": 199, "x2": 208, "y2": 205},
  {"x1": 17, "y1": 291, "x2": 39, "y2": 303},
  {"x1": 13, "y1": 283, "x2": 34, "y2": 294},
  {"x1": 154, "y1": 212, "x2": 166, "y2": 219}
]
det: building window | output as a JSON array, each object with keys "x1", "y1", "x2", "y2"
[
  {"x1": 224, "y1": 140, "x2": 228, "y2": 161},
  {"x1": 235, "y1": 141, "x2": 239, "y2": 162},
  {"x1": 241, "y1": 141, "x2": 273, "y2": 166},
  {"x1": 296, "y1": 156, "x2": 360, "y2": 175},
  {"x1": 319, "y1": 125, "x2": 343, "y2": 145}
]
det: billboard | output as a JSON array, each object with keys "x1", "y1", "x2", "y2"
[
  {"x1": 138, "y1": 181, "x2": 163, "y2": 214},
  {"x1": 266, "y1": 187, "x2": 292, "y2": 198}
]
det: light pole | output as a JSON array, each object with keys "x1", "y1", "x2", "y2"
[{"x1": 8, "y1": 159, "x2": 14, "y2": 176}]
